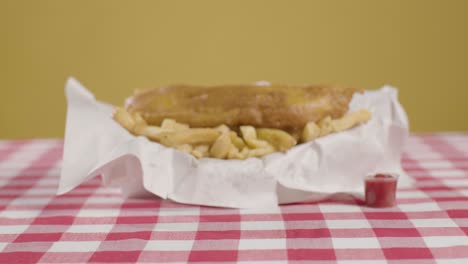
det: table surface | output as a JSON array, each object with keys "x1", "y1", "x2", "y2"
[{"x1": 1, "y1": 134, "x2": 468, "y2": 263}]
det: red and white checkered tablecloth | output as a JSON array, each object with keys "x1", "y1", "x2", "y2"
[{"x1": 1, "y1": 134, "x2": 468, "y2": 263}]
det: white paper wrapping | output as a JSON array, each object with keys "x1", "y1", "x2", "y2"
[{"x1": 59, "y1": 77, "x2": 411, "y2": 208}]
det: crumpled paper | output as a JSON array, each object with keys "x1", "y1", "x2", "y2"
[{"x1": 59, "y1": 77, "x2": 411, "y2": 208}]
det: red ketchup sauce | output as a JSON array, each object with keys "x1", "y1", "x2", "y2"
[{"x1": 365, "y1": 174, "x2": 398, "y2": 208}]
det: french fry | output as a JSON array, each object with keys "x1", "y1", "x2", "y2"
[
  {"x1": 210, "y1": 132, "x2": 232, "y2": 159},
  {"x1": 331, "y1": 109, "x2": 371, "y2": 132},
  {"x1": 192, "y1": 144, "x2": 210, "y2": 158},
  {"x1": 161, "y1": 118, "x2": 189, "y2": 130},
  {"x1": 247, "y1": 145, "x2": 275, "y2": 158},
  {"x1": 240, "y1": 126, "x2": 270, "y2": 149},
  {"x1": 256, "y1": 128, "x2": 297, "y2": 151},
  {"x1": 132, "y1": 112, "x2": 148, "y2": 135},
  {"x1": 159, "y1": 128, "x2": 221, "y2": 147},
  {"x1": 227, "y1": 145, "x2": 240, "y2": 159},
  {"x1": 134, "y1": 125, "x2": 171, "y2": 141},
  {"x1": 216, "y1": 125, "x2": 247, "y2": 150},
  {"x1": 215, "y1": 124, "x2": 231, "y2": 133},
  {"x1": 113, "y1": 107, "x2": 136, "y2": 131},
  {"x1": 227, "y1": 146, "x2": 250, "y2": 159},
  {"x1": 176, "y1": 144, "x2": 193, "y2": 154},
  {"x1": 302, "y1": 121, "x2": 321, "y2": 142},
  {"x1": 132, "y1": 112, "x2": 147, "y2": 126},
  {"x1": 239, "y1": 147, "x2": 249, "y2": 159},
  {"x1": 230, "y1": 131, "x2": 246, "y2": 149},
  {"x1": 318, "y1": 116, "x2": 333, "y2": 137}
]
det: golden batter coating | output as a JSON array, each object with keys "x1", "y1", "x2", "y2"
[{"x1": 125, "y1": 84, "x2": 358, "y2": 130}]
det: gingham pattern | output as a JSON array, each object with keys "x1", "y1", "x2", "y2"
[{"x1": 1, "y1": 135, "x2": 468, "y2": 263}]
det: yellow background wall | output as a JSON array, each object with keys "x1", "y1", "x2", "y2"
[{"x1": 1, "y1": 0, "x2": 467, "y2": 138}]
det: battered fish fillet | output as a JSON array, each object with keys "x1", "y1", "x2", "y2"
[{"x1": 125, "y1": 84, "x2": 358, "y2": 130}]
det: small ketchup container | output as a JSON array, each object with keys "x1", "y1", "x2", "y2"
[{"x1": 365, "y1": 174, "x2": 398, "y2": 208}]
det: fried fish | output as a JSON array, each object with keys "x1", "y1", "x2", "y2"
[{"x1": 125, "y1": 83, "x2": 358, "y2": 130}]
